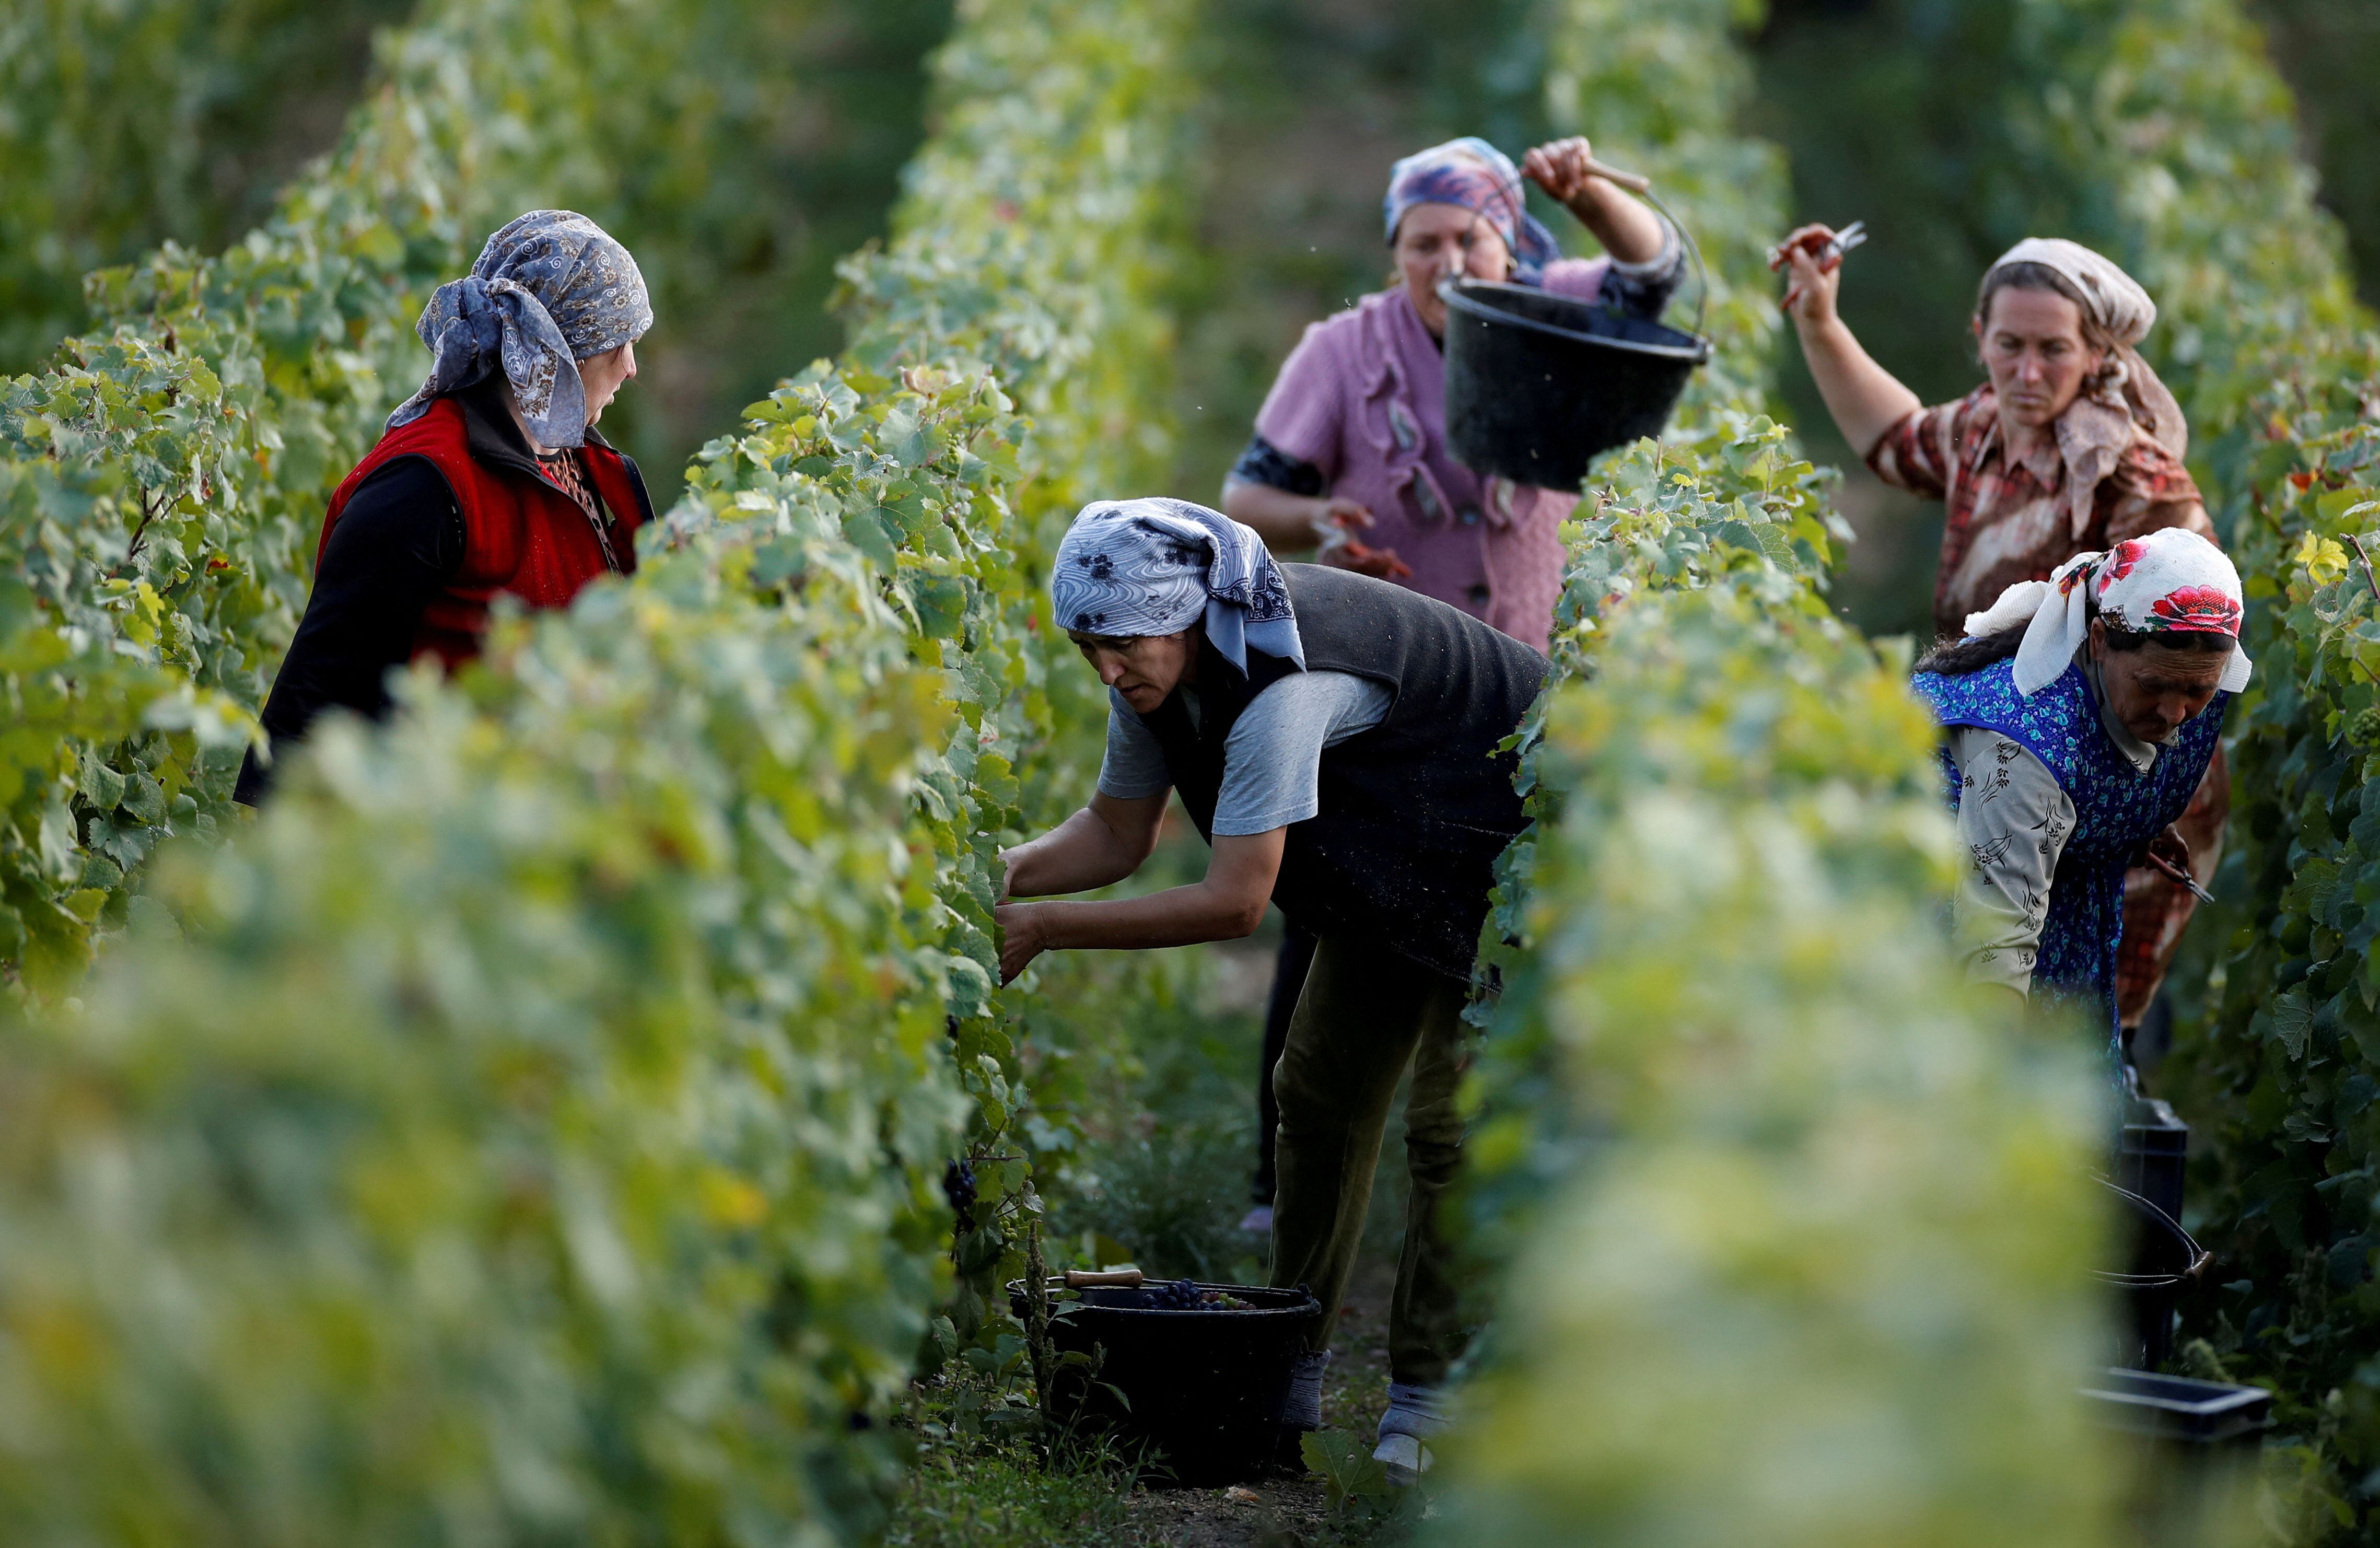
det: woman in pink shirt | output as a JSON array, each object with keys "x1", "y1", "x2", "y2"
[
  {"x1": 1221, "y1": 135, "x2": 1684, "y2": 654},
  {"x1": 1223, "y1": 138, "x2": 1683, "y2": 1316}
]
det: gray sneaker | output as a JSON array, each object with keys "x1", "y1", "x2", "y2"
[
  {"x1": 1373, "y1": 1381, "x2": 1448, "y2": 1487},
  {"x1": 1372, "y1": 1432, "x2": 1433, "y2": 1486}
]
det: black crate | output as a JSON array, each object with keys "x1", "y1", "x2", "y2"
[{"x1": 2081, "y1": 1368, "x2": 2272, "y2": 1445}]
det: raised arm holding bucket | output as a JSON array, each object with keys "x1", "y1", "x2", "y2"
[
  {"x1": 1784, "y1": 230, "x2": 2227, "y2": 1046},
  {"x1": 1218, "y1": 138, "x2": 1685, "y2": 1260},
  {"x1": 1220, "y1": 135, "x2": 1684, "y2": 655}
]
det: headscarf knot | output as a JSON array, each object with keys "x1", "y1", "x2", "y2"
[{"x1": 387, "y1": 209, "x2": 651, "y2": 449}]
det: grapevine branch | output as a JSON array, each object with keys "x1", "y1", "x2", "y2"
[
  {"x1": 110, "y1": 484, "x2": 165, "y2": 578},
  {"x1": 1022, "y1": 1219, "x2": 1055, "y2": 1430},
  {"x1": 2348, "y1": 531, "x2": 2380, "y2": 608}
]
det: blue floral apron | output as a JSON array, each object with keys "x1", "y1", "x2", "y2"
[{"x1": 1911, "y1": 656, "x2": 2226, "y2": 1065}]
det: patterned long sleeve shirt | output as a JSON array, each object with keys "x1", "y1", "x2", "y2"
[{"x1": 1867, "y1": 383, "x2": 2212, "y2": 641}]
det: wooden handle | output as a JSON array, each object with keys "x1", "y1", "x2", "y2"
[
  {"x1": 1064, "y1": 1268, "x2": 1145, "y2": 1289},
  {"x1": 1584, "y1": 156, "x2": 1652, "y2": 195}
]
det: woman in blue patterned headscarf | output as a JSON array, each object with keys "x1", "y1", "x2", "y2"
[
  {"x1": 388, "y1": 208, "x2": 654, "y2": 448},
  {"x1": 237, "y1": 211, "x2": 658, "y2": 804},
  {"x1": 1010, "y1": 496, "x2": 1550, "y2": 1493}
]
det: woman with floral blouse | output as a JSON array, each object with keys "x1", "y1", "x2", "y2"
[{"x1": 1782, "y1": 231, "x2": 2223, "y2": 1044}]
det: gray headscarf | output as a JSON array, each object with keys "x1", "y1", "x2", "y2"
[
  {"x1": 1051, "y1": 499, "x2": 1304, "y2": 672},
  {"x1": 387, "y1": 209, "x2": 652, "y2": 448}
]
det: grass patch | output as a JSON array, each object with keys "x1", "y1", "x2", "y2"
[{"x1": 884, "y1": 1436, "x2": 1135, "y2": 1547}]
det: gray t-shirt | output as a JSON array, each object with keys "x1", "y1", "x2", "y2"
[{"x1": 1097, "y1": 670, "x2": 1394, "y2": 836}]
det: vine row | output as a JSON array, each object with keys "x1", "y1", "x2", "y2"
[
  {"x1": 1986, "y1": 0, "x2": 2380, "y2": 1533},
  {"x1": 1430, "y1": 4, "x2": 2124, "y2": 1540},
  {"x1": 0, "y1": 0, "x2": 1210, "y2": 1535},
  {"x1": 0, "y1": 0, "x2": 861, "y2": 992}
]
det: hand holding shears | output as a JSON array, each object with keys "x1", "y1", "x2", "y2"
[
  {"x1": 1769, "y1": 220, "x2": 1867, "y2": 317},
  {"x1": 2139, "y1": 823, "x2": 2218, "y2": 905}
]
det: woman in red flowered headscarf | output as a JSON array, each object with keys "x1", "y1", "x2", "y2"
[{"x1": 1780, "y1": 232, "x2": 2226, "y2": 1047}]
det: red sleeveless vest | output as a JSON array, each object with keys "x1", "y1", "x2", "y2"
[{"x1": 317, "y1": 397, "x2": 646, "y2": 668}]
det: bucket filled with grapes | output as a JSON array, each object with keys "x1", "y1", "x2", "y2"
[{"x1": 1007, "y1": 1267, "x2": 1322, "y2": 1485}]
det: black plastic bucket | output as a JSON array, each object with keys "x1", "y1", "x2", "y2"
[
  {"x1": 1440, "y1": 275, "x2": 1711, "y2": 490},
  {"x1": 1007, "y1": 1279, "x2": 1322, "y2": 1485},
  {"x1": 2096, "y1": 1178, "x2": 2210, "y2": 1370}
]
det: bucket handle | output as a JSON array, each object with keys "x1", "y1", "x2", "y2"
[
  {"x1": 1632, "y1": 182, "x2": 1710, "y2": 342},
  {"x1": 2091, "y1": 1175, "x2": 2212, "y2": 1289}
]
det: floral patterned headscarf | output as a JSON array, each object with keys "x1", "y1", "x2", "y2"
[
  {"x1": 1382, "y1": 137, "x2": 1561, "y2": 285},
  {"x1": 387, "y1": 209, "x2": 651, "y2": 449},
  {"x1": 1962, "y1": 527, "x2": 2251, "y2": 696}
]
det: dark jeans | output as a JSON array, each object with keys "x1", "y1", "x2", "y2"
[
  {"x1": 1253, "y1": 921, "x2": 1319, "y2": 1204},
  {"x1": 1267, "y1": 933, "x2": 1471, "y2": 1387}
]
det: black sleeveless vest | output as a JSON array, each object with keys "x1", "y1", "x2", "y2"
[{"x1": 1137, "y1": 564, "x2": 1548, "y2": 979}]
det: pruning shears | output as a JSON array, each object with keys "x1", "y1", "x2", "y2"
[
  {"x1": 1769, "y1": 220, "x2": 1867, "y2": 312},
  {"x1": 2143, "y1": 848, "x2": 2218, "y2": 906}
]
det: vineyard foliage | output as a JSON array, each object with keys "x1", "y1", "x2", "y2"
[
  {"x1": 13, "y1": 0, "x2": 2380, "y2": 1542},
  {"x1": 1999, "y1": 0, "x2": 2363, "y2": 506},
  {"x1": 1428, "y1": 2, "x2": 2119, "y2": 1540},
  {"x1": 0, "y1": 0, "x2": 867, "y2": 993},
  {"x1": 0, "y1": 0, "x2": 392, "y2": 375},
  {"x1": 1429, "y1": 437, "x2": 2114, "y2": 1548},
  {"x1": 820, "y1": 0, "x2": 1217, "y2": 1326},
  {"x1": 0, "y1": 374, "x2": 1009, "y2": 1543},
  {"x1": 1998, "y1": 0, "x2": 2380, "y2": 1533},
  {"x1": 837, "y1": 0, "x2": 1201, "y2": 811},
  {"x1": 0, "y1": 0, "x2": 1208, "y2": 1533}
]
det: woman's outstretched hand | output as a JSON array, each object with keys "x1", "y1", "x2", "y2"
[
  {"x1": 1312, "y1": 497, "x2": 1413, "y2": 579},
  {"x1": 1522, "y1": 137, "x2": 1665, "y2": 266},
  {"x1": 1775, "y1": 224, "x2": 1846, "y2": 328},
  {"x1": 1771, "y1": 225, "x2": 1919, "y2": 458},
  {"x1": 994, "y1": 901, "x2": 1044, "y2": 984}
]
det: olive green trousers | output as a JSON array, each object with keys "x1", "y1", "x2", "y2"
[{"x1": 1266, "y1": 933, "x2": 1471, "y2": 1388}]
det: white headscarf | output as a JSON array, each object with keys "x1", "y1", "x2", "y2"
[
  {"x1": 1982, "y1": 237, "x2": 2188, "y2": 539},
  {"x1": 1050, "y1": 499, "x2": 1305, "y2": 672},
  {"x1": 1961, "y1": 527, "x2": 2251, "y2": 697}
]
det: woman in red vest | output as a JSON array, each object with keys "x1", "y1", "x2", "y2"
[{"x1": 235, "y1": 209, "x2": 655, "y2": 802}]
